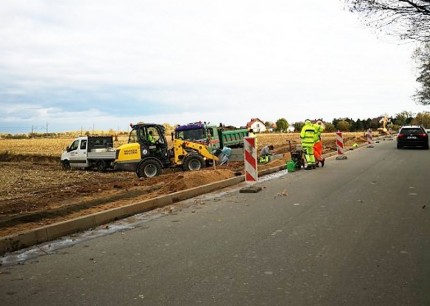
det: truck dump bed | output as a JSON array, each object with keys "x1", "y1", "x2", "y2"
[{"x1": 220, "y1": 129, "x2": 248, "y2": 148}]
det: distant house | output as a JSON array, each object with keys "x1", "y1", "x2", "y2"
[
  {"x1": 267, "y1": 123, "x2": 276, "y2": 133},
  {"x1": 287, "y1": 125, "x2": 295, "y2": 133},
  {"x1": 246, "y1": 118, "x2": 267, "y2": 133}
]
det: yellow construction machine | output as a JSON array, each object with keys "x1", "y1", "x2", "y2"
[{"x1": 114, "y1": 123, "x2": 218, "y2": 178}]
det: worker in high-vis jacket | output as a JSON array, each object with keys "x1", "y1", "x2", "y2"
[
  {"x1": 313, "y1": 120, "x2": 325, "y2": 167},
  {"x1": 259, "y1": 144, "x2": 274, "y2": 163},
  {"x1": 300, "y1": 119, "x2": 316, "y2": 170},
  {"x1": 147, "y1": 131, "x2": 156, "y2": 144}
]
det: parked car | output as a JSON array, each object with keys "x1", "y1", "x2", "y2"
[{"x1": 397, "y1": 125, "x2": 429, "y2": 149}]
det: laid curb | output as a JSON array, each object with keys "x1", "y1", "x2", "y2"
[{"x1": 0, "y1": 164, "x2": 287, "y2": 256}]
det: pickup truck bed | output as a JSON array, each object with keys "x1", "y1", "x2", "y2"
[{"x1": 87, "y1": 149, "x2": 116, "y2": 160}]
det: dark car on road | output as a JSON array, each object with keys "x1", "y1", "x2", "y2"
[{"x1": 397, "y1": 125, "x2": 429, "y2": 149}]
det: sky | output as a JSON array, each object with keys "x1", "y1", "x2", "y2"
[{"x1": 0, "y1": 0, "x2": 428, "y2": 133}]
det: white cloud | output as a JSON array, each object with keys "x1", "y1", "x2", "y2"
[{"x1": 0, "y1": 0, "x2": 428, "y2": 133}]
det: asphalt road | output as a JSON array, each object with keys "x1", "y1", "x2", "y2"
[{"x1": 1, "y1": 139, "x2": 429, "y2": 305}]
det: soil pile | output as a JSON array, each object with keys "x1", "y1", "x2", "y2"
[{"x1": 160, "y1": 169, "x2": 236, "y2": 193}]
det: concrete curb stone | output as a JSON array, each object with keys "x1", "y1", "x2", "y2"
[{"x1": 0, "y1": 174, "x2": 246, "y2": 255}]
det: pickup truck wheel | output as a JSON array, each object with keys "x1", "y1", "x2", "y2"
[
  {"x1": 184, "y1": 155, "x2": 205, "y2": 171},
  {"x1": 96, "y1": 160, "x2": 106, "y2": 172},
  {"x1": 62, "y1": 161, "x2": 71, "y2": 170},
  {"x1": 136, "y1": 160, "x2": 161, "y2": 178}
]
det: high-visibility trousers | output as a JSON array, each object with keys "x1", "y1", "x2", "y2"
[
  {"x1": 302, "y1": 143, "x2": 315, "y2": 165},
  {"x1": 314, "y1": 140, "x2": 323, "y2": 161}
]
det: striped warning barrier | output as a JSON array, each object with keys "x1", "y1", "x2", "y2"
[
  {"x1": 367, "y1": 128, "x2": 374, "y2": 148},
  {"x1": 335, "y1": 131, "x2": 348, "y2": 160},
  {"x1": 244, "y1": 137, "x2": 258, "y2": 183}
]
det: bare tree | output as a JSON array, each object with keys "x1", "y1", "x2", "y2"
[
  {"x1": 413, "y1": 43, "x2": 430, "y2": 104},
  {"x1": 345, "y1": 1, "x2": 430, "y2": 105},
  {"x1": 344, "y1": 0, "x2": 430, "y2": 42}
]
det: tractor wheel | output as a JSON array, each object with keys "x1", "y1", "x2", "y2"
[
  {"x1": 62, "y1": 160, "x2": 71, "y2": 170},
  {"x1": 183, "y1": 155, "x2": 205, "y2": 171},
  {"x1": 136, "y1": 160, "x2": 162, "y2": 178},
  {"x1": 96, "y1": 160, "x2": 106, "y2": 172}
]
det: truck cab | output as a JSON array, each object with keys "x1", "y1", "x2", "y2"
[
  {"x1": 175, "y1": 122, "x2": 208, "y2": 142},
  {"x1": 62, "y1": 137, "x2": 88, "y2": 169}
]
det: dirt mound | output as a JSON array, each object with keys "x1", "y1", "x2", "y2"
[{"x1": 161, "y1": 169, "x2": 236, "y2": 193}]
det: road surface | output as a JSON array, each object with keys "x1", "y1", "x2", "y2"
[{"x1": 1, "y1": 139, "x2": 429, "y2": 305}]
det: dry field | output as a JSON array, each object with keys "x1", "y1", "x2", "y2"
[
  {"x1": 0, "y1": 136, "x2": 129, "y2": 157},
  {"x1": 0, "y1": 132, "x2": 367, "y2": 237}
]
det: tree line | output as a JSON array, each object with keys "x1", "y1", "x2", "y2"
[{"x1": 270, "y1": 111, "x2": 430, "y2": 132}]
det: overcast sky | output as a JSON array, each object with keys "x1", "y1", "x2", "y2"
[{"x1": 0, "y1": 0, "x2": 428, "y2": 133}]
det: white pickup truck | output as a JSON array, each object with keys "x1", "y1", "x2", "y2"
[{"x1": 61, "y1": 136, "x2": 116, "y2": 171}]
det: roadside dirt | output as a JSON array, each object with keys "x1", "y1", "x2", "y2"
[{"x1": 0, "y1": 133, "x2": 367, "y2": 237}]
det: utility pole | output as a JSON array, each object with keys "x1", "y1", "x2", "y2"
[{"x1": 46, "y1": 122, "x2": 48, "y2": 133}]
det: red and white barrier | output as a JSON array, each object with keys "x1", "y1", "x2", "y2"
[
  {"x1": 336, "y1": 131, "x2": 344, "y2": 155},
  {"x1": 335, "y1": 131, "x2": 348, "y2": 160},
  {"x1": 244, "y1": 137, "x2": 258, "y2": 183},
  {"x1": 366, "y1": 129, "x2": 374, "y2": 148}
]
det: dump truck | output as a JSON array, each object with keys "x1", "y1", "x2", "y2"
[
  {"x1": 114, "y1": 123, "x2": 218, "y2": 178},
  {"x1": 61, "y1": 136, "x2": 116, "y2": 171},
  {"x1": 174, "y1": 122, "x2": 248, "y2": 151}
]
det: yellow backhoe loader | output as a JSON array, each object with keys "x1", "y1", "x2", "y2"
[{"x1": 114, "y1": 123, "x2": 218, "y2": 178}]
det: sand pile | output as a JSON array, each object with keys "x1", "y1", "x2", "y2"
[{"x1": 161, "y1": 169, "x2": 236, "y2": 193}]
